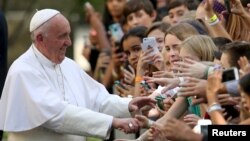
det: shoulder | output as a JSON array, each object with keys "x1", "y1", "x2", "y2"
[
  {"x1": 61, "y1": 57, "x2": 83, "y2": 70},
  {"x1": 8, "y1": 49, "x2": 41, "y2": 77}
]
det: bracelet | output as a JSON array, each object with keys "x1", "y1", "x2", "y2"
[
  {"x1": 135, "y1": 76, "x2": 144, "y2": 83},
  {"x1": 205, "y1": 14, "x2": 218, "y2": 23},
  {"x1": 207, "y1": 103, "x2": 222, "y2": 113},
  {"x1": 209, "y1": 18, "x2": 220, "y2": 26}
]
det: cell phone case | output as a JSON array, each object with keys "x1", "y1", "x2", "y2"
[
  {"x1": 141, "y1": 37, "x2": 159, "y2": 55},
  {"x1": 109, "y1": 23, "x2": 124, "y2": 42}
]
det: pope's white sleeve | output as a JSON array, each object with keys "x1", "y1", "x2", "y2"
[
  {"x1": 42, "y1": 105, "x2": 113, "y2": 139},
  {"x1": 100, "y1": 95, "x2": 132, "y2": 118}
]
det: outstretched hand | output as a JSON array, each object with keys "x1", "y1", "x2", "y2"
[
  {"x1": 128, "y1": 97, "x2": 156, "y2": 113},
  {"x1": 112, "y1": 118, "x2": 139, "y2": 134}
]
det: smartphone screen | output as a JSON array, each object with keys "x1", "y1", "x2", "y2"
[{"x1": 222, "y1": 67, "x2": 239, "y2": 82}]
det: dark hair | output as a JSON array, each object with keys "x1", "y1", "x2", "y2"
[
  {"x1": 240, "y1": 73, "x2": 250, "y2": 96},
  {"x1": 221, "y1": 41, "x2": 250, "y2": 68},
  {"x1": 212, "y1": 37, "x2": 232, "y2": 60},
  {"x1": 121, "y1": 26, "x2": 147, "y2": 49},
  {"x1": 166, "y1": 0, "x2": 187, "y2": 12},
  {"x1": 124, "y1": 0, "x2": 155, "y2": 19},
  {"x1": 103, "y1": 4, "x2": 114, "y2": 31},
  {"x1": 146, "y1": 21, "x2": 170, "y2": 36},
  {"x1": 102, "y1": 0, "x2": 125, "y2": 31}
]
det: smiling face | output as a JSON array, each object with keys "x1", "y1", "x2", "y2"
[
  {"x1": 164, "y1": 34, "x2": 182, "y2": 66},
  {"x1": 122, "y1": 36, "x2": 142, "y2": 69},
  {"x1": 36, "y1": 14, "x2": 72, "y2": 64}
]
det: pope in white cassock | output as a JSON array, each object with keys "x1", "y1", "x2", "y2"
[{"x1": 0, "y1": 9, "x2": 155, "y2": 141}]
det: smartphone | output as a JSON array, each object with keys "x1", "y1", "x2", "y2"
[
  {"x1": 109, "y1": 23, "x2": 124, "y2": 43},
  {"x1": 222, "y1": 67, "x2": 239, "y2": 83},
  {"x1": 224, "y1": 0, "x2": 231, "y2": 13},
  {"x1": 141, "y1": 37, "x2": 159, "y2": 55},
  {"x1": 155, "y1": 95, "x2": 165, "y2": 110},
  {"x1": 114, "y1": 80, "x2": 126, "y2": 89},
  {"x1": 140, "y1": 80, "x2": 151, "y2": 90},
  {"x1": 123, "y1": 60, "x2": 132, "y2": 73}
]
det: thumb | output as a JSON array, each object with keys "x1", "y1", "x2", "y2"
[{"x1": 129, "y1": 104, "x2": 138, "y2": 112}]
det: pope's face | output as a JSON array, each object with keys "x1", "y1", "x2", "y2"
[{"x1": 43, "y1": 14, "x2": 72, "y2": 64}]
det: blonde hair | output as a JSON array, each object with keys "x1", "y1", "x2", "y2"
[
  {"x1": 181, "y1": 35, "x2": 217, "y2": 61},
  {"x1": 226, "y1": 14, "x2": 250, "y2": 41},
  {"x1": 166, "y1": 22, "x2": 199, "y2": 41}
]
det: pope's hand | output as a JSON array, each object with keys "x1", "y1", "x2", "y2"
[
  {"x1": 128, "y1": 97, "x2": 156, "y2": 113},
  {"x1": 112, "y1": 118, "x2": 139, "y2": 134}
]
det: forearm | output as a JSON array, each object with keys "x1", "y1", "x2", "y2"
[
  {"x1": 204, "y1": 12, "x2": 232, "y2": 40},
  {"x1": 157, "y1": 97, "x2": 188, "y2": 124},
  {"x1": 43, "y1": 105, "x2": 113, "y2": 139},
  {"x1": 207, "y1": 93, "x2": 227, "y2": 125},
  {"x1": 90, "y1": 17, "x2": 111, "y2": 50},
  {"x1": 102, "y1": 63, "x2": 114, "y2": 87}
]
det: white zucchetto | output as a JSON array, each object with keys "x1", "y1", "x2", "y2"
[{"x1": 29, "y1": 9, "x2": 60, "y2": 32}]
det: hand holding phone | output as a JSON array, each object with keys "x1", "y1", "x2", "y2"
[{"x1": 141, "y1": 37, "x2": 159, "y2": 56}]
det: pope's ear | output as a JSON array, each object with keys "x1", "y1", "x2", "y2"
[{"x1": 36, "y1": 34, "x2": 44, "y2": 43}]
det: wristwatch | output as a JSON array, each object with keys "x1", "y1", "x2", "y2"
[{"x1": 207, "y1": 103, "x2": 222, "y2": 113}]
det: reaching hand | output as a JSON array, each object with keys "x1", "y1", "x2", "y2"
[
  {"x1": 238, "y1": 56, "x2": 250, "y2": 76},
  {"x1": 95, "y1": 53, "x2": 110, "y2": 70},
  {"x1": 136, "y1": 48, "x2": 154, "y2": 75},
  {"x1": 183, "y1": 114, "x2": 201, "y2": 129},
  {"x1": 135, "y1": 115, "x2": 151, "y2": 128},
  {"x1": 157, "y1": 118, "x2": 202, "y2": 141},
  {"x1": 218, "y1": 94, "x2": 241, "y2": 106},
  {"x1": 152, "y1": 53, "x2": 166, "y2": 71},
  {"x1": 172, "y1": 58, "x2": 207, "y2": 79},
  {"x1": 122, "y1": 65, "x2": 135, "y2": 85},
  {"x1": 144, "y1": 77, "x2": 179, "y2": 92},
  {"x1": 231, "y1": 0, "x2": 248, "y2": 16},
  {"x1": 178, "y1": 77, "x2": 207, "y2": 105},
  {"x1": 128, "y1": 97, "x2": 156, "y2": 113},
  {"x1": 115, "y1": 83, "x2": 134, "y2": 97},
  {"x1": 152, "y1": 71, "x2": 174, "y2": 78},
  {"x1": 207, "y1": 70, "x2": 223, "y2": 94},
  {"x1": 112, "y1": 118, "x2": 139, "y2": 134}
]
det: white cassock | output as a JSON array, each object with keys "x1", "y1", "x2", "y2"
[{"x1": 0, "y1": 44, "x2": 132, "y2": 141}]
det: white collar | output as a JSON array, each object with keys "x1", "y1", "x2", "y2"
[{"x1": 32, "y1": 44, "x2": 59, "y2": 68}]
